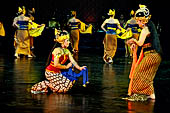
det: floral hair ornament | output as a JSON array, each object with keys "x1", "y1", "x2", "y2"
[{"x1": 135, "y1": 4, "x2": 151, "y2": 23}]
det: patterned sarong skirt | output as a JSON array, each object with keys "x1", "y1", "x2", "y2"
[
  {"x1": 129, "y1": 52, "x2": 161, "y2": 95},
  {"x1": 31, "y1": 67, "x2": 88, "y2": 94}
]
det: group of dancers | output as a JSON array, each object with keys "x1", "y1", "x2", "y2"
[
  {"x1": 12, "y1": 6, "x2": 45, "y2": 58},
  {"x1": 2, "y1": 4, "x2": 161, "y2": 102},
  {"x1": 101, "y1": 5, "x2": 162, "y2": 101}
]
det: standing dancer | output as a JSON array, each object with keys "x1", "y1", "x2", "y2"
[
  {"x1": 28, "y1": 8, "x2": 45, "y2": 57},
  {"x1": 31, "y1": 31, "x2": 89, "y2": 94},
  {"x1": 13, "y1": 6, "x2": 32, "y2": 58},
  {"x1": 67, "y1": 11, "x2": 88, "y2": 53},
  {"x1": 28, "y1": 8, "x2": 36, "y2": 51},
  {"x1": 124, "y1": 10, "x2": 140, "y2": 57},
  {"x1": 123, "y1": 5, "x2": 162, "y2": 101},
  {"x1": 101, "y1": 9, "x2": 122, "y2": 64}
]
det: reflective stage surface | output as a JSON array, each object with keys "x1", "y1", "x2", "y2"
[{"x1": 0, "y1": 50, "x2": 170, "y2": 113}]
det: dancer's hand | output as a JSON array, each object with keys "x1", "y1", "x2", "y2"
[
  {"x1": 41, "y1": 24, "x2": 45, "y2": 26},
  {"x1": 78, "y1": 66, "x2": 87, "y2": 71},
  {"x1": 130, "y1": 44, "x2": 136, "y2": 51},
  {"x1": 126, "y1": 38, "x2": 136, "y2": 45},
  {"x1": 66, "y1": 62, "x2": 72, "y2": 69},
  {"x1": 126, "y1": 39, "x2": 132, "y2": 45},
  {"x1": 88, "y1": 24, "x2": 92, "y2": 27}
]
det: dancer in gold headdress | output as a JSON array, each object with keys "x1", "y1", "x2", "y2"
[
  {"x1": 124, "y1": 10, "x2": 140, "y2": 57},
  {"x1": 101, "y1": 9, "x2": 123, "y2": 64},
  {"x1": 13, "y1": 6, "x2": 32, "y2": 58},
  {"x1": 67, "y1": 11, "x2": 90, "y2": 53},
  {"x1": 31, "y1": 31, "x2": 89, "y2": 94},
  {"x1": 123, "y1": 5, "x2": 162, "y2": 101},
  {"x1": 28, "y1": 8, "x2": 45, "y2": 57}
]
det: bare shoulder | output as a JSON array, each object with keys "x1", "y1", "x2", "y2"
[
  {"x1": 53, "y1": 48, "x2": 62, "y2": 54},
  {"x1": 114, "y1": 19, "x2": 120, "y2": 24},
  {"x1": 25, "y1": 16, "x2": 31, "y2": 21},
  {"x1": 114, "y1": 19, "x2": 119, "y2": 22},
  {"x1": 76, "y1": 18, "x2": 81, "y2": 22},
  {"x1": 105, "y1": 19, "x2": 109, "y2": 23},
  {"x1": 13, "y1": 16, "x2": 19, "y2": 21}
]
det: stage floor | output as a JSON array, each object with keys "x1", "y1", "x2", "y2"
[{"x1": 0, "y1": 50, "x2": 170, "y2": 113}]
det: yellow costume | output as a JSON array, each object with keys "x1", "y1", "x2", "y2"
[
  {"x1": 29, "y1": 22, "x2": 45, "y2": 37},
  {"x1": 101, "y1": 9, "x2": 121, "y2": 64},
  {"x1": 0, "y1": 22, "x2": 5, "y2": 36},
  {"x1": 13, "y1": 6, "x2": 32, "y2": 58},
  {"x1": 79, "y1": 22, "x2": 92, "y2": 34},
  {"x1": 67, "y1": 11, "x2": 91, "y2": 52}
]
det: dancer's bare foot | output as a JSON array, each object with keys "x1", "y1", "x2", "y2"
[
  {"x1": 28, "y1": 55, "x2": 33, "y2": 58},
  {"x1": 14, "y1": 53, "x2": 20, "y2": 58},
  {"x1": 148, "y1": 94, "x2": 155, "y2": 100}
]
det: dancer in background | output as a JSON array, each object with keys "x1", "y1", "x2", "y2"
[
  {"x1": 67, "y1": 11, "x2": 89, "y2": 53},
  {"x1": 101, "y1": 9, "x2": 123, "y2": 64},
  {"x1": 13, "y1": 6, "x2": 32, "y2": 58},
  {"x1": 0, "y1": 21, "x2": 5, "y2": 49},
  {"x1": 31, "y1": 31, "x2": 89, "y2": 94},
  {"x1": 28, "y1": 8, "x2": 45, "y2": 57},
  {"x1": 124, "y1": 10, "x2": 140, "y2": 57},
  {"x1": 119, "y1": 13, "x2": 129, "y2": 57},
  {"x1": 28, "y1": 8, "x2": 36, "y2": 51},
  {"x1": 123, "y1": 5, "x2": 162, "y2": 101},
  {"x1": 119, "y1": 13, "x2": 126, "y2": 28},
  {"x1": 0, "y1": 21, "x2": 5, "y2": 37}
]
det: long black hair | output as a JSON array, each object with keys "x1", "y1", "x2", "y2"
[
  {"x1": 147, "y1": 20, "x2": 162, "y2": 55},
  {"x1": 45, "y1": 42, "x2": 60, "y2": 67},
  {"x1": 45, "y1": 31, "x2": 69, "y2": 67}
]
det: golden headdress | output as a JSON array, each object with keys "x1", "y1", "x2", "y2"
[
  {"x1": 71, "y1": 11, "x2": 76, "y2": 17},
  {"x1": 18, "y1": 6, "x2": 26, "y2": 15},
  {"x1": 54, "y1": 29, "x2": 70, "y2": 43},
  {"x1": 32, "y1": 8, "x2": 35, "y2": 13},
  {"x1": 28, "y1": 8, "x2": 35, "y2": 15},
  {"x1": 22, "y1": 6, "x2": 26, "y2": 15},
  {"x1": 18, "y1": 7, "x2": 23, "y2": 14},
  {"x1": 130, "y1": 10, "x2": 135, "y2": 16},
  {"x1": 135, "y1": 4, "x2": 151, "y2": 23},
  {"x1": 108, "y1": 9, "x2": 115, "y2": 16}
]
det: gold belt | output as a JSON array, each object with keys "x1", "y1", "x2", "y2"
[
  {"x1": 143, "y1": 43, "x2": 152, "y2": 48},
  {"x1": 144, "y1": 50, "x2": 156, "y2": 55}
]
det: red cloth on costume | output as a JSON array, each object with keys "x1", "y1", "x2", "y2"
[{"x1": 46, "y1": 54, "x2": 69, "y2": 73}]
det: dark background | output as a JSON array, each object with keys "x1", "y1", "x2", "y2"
[
  {"x1": 0, "y1": 1, "x2": 170, "y2": 112},
  {"x1": 0, "y1": 0, "x2": 169, "y2": 59}
]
